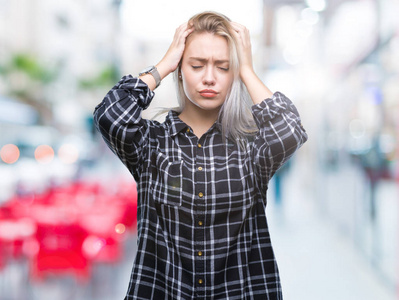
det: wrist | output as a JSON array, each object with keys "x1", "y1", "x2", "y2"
[
  {"x1": 139, "y1": 66, "x2": 161, "y2": 89},
  {"x1": 156, "y1": 60, "x2": 176, "y2": 80},
  {"x1": 239, "y1": 66, "x2": 256, "y2": 84}
]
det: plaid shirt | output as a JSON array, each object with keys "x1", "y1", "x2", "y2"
[{"x1": 93, "y1": 75, "x2": 307, "y2": 300}]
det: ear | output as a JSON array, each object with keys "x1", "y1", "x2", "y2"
[{"x1": 178, "y1": 65, "x2": 182, "y2": 80}]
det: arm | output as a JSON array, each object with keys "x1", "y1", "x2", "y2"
[
  {"x1": 93, "y1": 23, "x2": 194, "y2": 177},
  {"x1": 230, "y1": 22, "x2": 273, "y2": 104},
  {"x1": 93, "y1": 76, "x2": 154, "y2": 177},
  {"x1": 251, "y1": 93, "x2": 308, "y2": 186},
  {"x1": 231, "y1": 22, "x2": 307, "y2": 188}
]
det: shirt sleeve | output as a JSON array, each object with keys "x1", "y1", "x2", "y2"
[
  {"x1": 93, "y1": 75, "x2": 154, "y2": 178},
  {"x1": 251, "y1": 92, "x2": 308, "y2": 193}
]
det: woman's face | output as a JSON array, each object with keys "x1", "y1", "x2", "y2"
[{"x1": 180, "y1": 32, "x2": 234, "y2": 113}]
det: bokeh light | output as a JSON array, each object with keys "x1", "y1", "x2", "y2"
[
  {"x1": 115, "y1": 223, "x2": 126, "y2": 234},
  {"x1": 34, "y1": 145, "x2": 54, "y2": 164},
  {"x1": 58, "y1": 144, "x2": 80, "y2": 164},
  {"x1": 0, "y1": 144, "x2": 20, "y2": 164},
  {"x1": 82, "y1": 236, "x2": 106, "y2": 258}
]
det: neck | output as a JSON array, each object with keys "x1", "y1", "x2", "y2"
[{"x1": 179, "y1": 103, "x2": 220, "y2": 139}]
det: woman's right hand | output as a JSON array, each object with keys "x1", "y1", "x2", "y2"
[{"x1": 157, "y1": 22, "x2": 194, "y2": 77}]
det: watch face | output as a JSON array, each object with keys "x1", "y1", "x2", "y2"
[{"x1": 140, "y1": 66, "x2": 154, "y2": 74}]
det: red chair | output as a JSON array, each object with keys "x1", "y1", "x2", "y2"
[{"x1": 30, "y1": 223, "x2": 89, "y2": 282}]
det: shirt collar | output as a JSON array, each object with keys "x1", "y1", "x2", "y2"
[
  {"x1": 165, "y1": 110, "x2": 223, "y2": 137},
  {"x1": 165, "y1": 110, "x2": 190, "y2": 137}
]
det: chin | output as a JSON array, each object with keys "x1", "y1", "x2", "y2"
[
  {"x1": 196, "y1": 99, "x2": 224, "y2": 110},
  {"x1": 196, "y1": 103, "x2": 223, "y2": 112}
]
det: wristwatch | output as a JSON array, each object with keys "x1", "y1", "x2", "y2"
[{"x1": 139, "y1": 66, "x2": 161, "y2": 88}]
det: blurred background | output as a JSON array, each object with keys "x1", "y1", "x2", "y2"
[{"x1": 0, "y1": 0, "x2": 398, "y2": 299}]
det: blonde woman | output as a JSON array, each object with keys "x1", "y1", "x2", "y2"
[{"x1": 94, "y1": 11, "x2": 307, "y2": 300}]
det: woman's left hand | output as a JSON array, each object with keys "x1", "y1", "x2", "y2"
[
  {"x1": 230, "y1": 22, "x2": 255, "y2": 79},
  {"x1": 230, "y1": 21, "x2": 273, "y2": 103}
]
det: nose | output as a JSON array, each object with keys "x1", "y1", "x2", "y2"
[{"x1": 202, "y1": 67, "x2": 216, "y2": 86}]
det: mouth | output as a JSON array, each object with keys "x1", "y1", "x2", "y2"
[{"x1": 199, "y1": 89, "x2": 218, "y2": 98}]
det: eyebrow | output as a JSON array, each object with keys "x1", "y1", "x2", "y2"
[{"x1": 188, "y1": 57, "x2": 229, "y2": 64}]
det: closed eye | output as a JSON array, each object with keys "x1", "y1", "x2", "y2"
[
  {"x1": 218, "y1": 67, "x2": 229, "y2": 71},
  {"x1": 192, "y1": 66, "x2": 203, "y2": 69}
]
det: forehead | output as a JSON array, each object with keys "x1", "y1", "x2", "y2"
[{"x1": 183, "y1": 32, "x2": 230, "y2": 60}]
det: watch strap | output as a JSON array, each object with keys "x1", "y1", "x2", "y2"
[
  {"x1": 150, "y1": 67, "x2": 161, "y2": 88},
  {"x1": 139, "y1": 66, "x2": 161, "y2": 88}
]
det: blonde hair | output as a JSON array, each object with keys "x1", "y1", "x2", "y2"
[{"x1": 174, "y1": 11, "x2": 257, "y2": 144}]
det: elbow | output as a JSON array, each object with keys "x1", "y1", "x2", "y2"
[
  {"x1": 270, "y1": 128, "x2": 306, "y2": 161},
  {"x1": 93, "y1": 106, "x2": 112, "y2": 138}
]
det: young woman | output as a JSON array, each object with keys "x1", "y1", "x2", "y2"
[{"x1": 94, "y1": 11, "x2": 307, "y2": 300}]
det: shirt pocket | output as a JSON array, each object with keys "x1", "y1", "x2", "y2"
[{"x1": 150, "y1": 151, "x2": 183, "y2": 207}]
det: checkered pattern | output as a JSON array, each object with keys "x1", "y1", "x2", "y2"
[{"x1": 93, "y1": 75, "x2": 307, "y2": 299}]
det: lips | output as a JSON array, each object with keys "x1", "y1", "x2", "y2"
[{"x1": 199, "y1": 89, "x2": 218, "y2": 98}]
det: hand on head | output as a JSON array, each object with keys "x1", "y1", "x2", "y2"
[
  {"x1": 230, "y1": 21, "x2": 254, "y2": 79},
  {"x1": 158, "y1": 22, "x2": 194, "y2": 76}
]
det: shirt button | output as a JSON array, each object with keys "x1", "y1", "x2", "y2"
[
  {"x1": 198, "y1": 166, "x2": 203, "y2": 171},
  {"x1": 198, "y1": 221, "x2": 203, "y2": 226},
  {"x1": 198, "y1": 192, "x2": 204, "y2": 198},
  {"x1": 198, "y1": 251, "x2": 203, "y2": 256},
  {"x1": 198, "y1": 143, "x2": 202, "y2": 148},
  {"x1": 198, "y1": 279, "x2": 203, "y2": 284}
]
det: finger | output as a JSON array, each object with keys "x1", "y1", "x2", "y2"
[
  {"x1": 231, "y1": 23, "x2": 251, "y2": 45},
  {"x1": 176, "y1": 23, "x2": 188, "y2": 36},
  {"x1": 174, "y1": 23, "x2": 190, "y2": 39},
  {"x1": 184, "y1": 25, "x2": 195, "y2": 35},
  {"x1": 230, "y1": 21, "x2": 246, "y2": 32},
  {"x1": 177, "y1": 27, "x2": 194, "y2": 45},
  {"x1": 177, "y1": 25, "x2": 194, "y2": 45},
  {"x1": 178, "y1": 22, "x2": 188, "y2": 30},
  {"x1": 172, "y1": 24, "x2": 189, "y2": 46},
  {"x1": 230, "y1": 22, "x2": 250, "y2": 41}
]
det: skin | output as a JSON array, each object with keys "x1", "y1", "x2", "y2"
[
  {"x1": 139, "y1": 20, "x2": 273, "y2": 138},
  {"x1": 178, "y1": 32, "x2": 234, "y2": 136}
]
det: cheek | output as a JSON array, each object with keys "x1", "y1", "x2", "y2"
[
  {"x1": 181, "y1": 71, "x2": 198, "y2": 94},
  {"x1": 181, "y1": 78, "x2": 195, "y2": 101}
]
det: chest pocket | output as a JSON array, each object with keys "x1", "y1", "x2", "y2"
[{"x1": 150, "y1": 151, "x2": 183, "y2": 207}]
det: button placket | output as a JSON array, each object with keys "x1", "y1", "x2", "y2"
[{"x1": 194, "y1": 139, "x2": 205, "y2": 293}]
